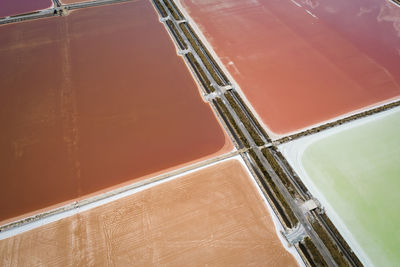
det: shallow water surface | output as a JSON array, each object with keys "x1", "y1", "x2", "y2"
[{"x1": 0, "y1": 0, "x2": 228, "y2": 222}]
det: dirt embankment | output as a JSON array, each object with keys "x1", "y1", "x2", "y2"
[{"x1": 0, "y1": 159, "x2": 297, "y2": 266}]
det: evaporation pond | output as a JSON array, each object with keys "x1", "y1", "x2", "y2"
[{"x1": 301, "y1": 108, "x2": 400, "y2": 266}]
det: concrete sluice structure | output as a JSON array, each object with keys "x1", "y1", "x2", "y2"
[
  {"x1": 0, "y1": 0, "x2": 302, "y2": 265},
  {"x1": 280, "y1": 107, "x2": 400, "y2": 266},
  {"x1": 3, "y1": 0, "x2": 396, "y2": 265}
]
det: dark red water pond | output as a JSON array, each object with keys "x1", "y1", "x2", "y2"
[
  {"x1": 0, "y1": 0, "x2": 52, "y2": 18},
  {"x1": 0, "y1": 0, "x2": 228, "y2": 222}
]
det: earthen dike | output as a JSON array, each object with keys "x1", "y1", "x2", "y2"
[
  {"x1": 152, "y1": 0, "x2": 398, "y2": 265},
  {"x1": 2, "y1": 0, "x2": 399, "y2": 265}
]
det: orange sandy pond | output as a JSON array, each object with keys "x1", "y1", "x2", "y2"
[
  {"x1": 179, "y1": 0, "x2": 400, "y2": 135},
  {"x1": 0, "y1": 159, "x2": 297, "y2": 266},
  {"x1": 0, "y1": 0, "x2": 230, "y2": 223}
]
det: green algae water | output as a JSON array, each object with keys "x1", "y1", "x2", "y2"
[{"x1": 302, "y1": 109, "x2": 400, "y2": 266}]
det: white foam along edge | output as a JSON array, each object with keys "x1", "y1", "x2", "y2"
[
  {"x1": 235, "y1": 156, "x2": 305, "y2": 267},
  {"x1": 0, "y1": 153, "x2": 238, "y2": 240},
  {"x1": 278, "y1": 106, "x2": 400, "y2": 267}
]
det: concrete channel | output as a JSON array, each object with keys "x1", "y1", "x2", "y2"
[
  {"x1": 153, "y1": 0, "x2": 366, "y2": 266},
  {"x1": 1, "y1": 0, "x2": 363, "y2": 265}
]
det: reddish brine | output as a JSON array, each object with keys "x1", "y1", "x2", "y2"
[
  {"x1": 179, "y1": 0, "x2": 400, "y2": 135},
  {"x1": 0, "y1": 0, "x2": 229, "y2": 222}
]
